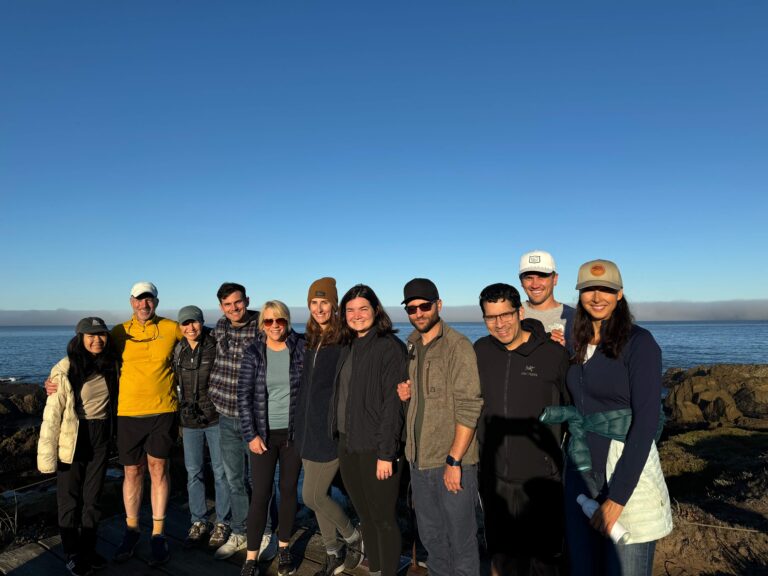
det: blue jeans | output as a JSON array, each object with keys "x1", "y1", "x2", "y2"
[
  {"x1": 410, "y1": 463, "x2": 480, "y2": 576},
  {"x1": 218, "y1": 414, "x2": 251, "y2": 534},
  {"x1": 564, "y1": 466, "x2": 656, "y2": 576},
  {"x1": 182, "y1": 423, "x2": 230, "y2": 525}
]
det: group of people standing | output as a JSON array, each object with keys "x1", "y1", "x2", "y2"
[{"x1": 37, "y1": 249, "x2": 673, "y2": 576}]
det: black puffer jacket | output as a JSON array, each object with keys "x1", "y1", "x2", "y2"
[
  {"x1": 330, "y1": 330, "x2": 407, "y2": 461},
  {"x1": 237, "y1": 330, "x2": 306, "y2": 444},
  {"x1": 474, "y1": 318, "x2": 569, "y2": 482},
  {"x1": 295, "y1": 343, "x2": 342, "y2": 462},
  {"x1": 173, "y1": 327, "x2": 218, "y2": 429}
]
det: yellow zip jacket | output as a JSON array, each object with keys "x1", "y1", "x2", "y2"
[{"x1": 112, "y1": 315, "x2": 181, "y2": 416}]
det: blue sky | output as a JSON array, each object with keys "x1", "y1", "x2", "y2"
[{"x1": 2, "y1": 1, "x2": 766, "y2": 314}]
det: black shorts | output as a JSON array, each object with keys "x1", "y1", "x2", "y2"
[{"x1": 117, "y1": 413, "x2": 178, "y2": 465}]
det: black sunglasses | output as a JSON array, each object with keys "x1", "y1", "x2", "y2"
[
  {"x1": 404, "y1": 301, "x2": 435, "y2": 315},
  {"x1": 263, "y1": 318, "x2": 288, "y2": 328}
]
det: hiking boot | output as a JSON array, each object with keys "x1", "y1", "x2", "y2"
[
  {"x1": 343, "y1": 530, "x2": 364, "y2": 570},
  {"x1": 313, "y1": 551, "x2": 345, "y2": 576},
  {"x1": 148, "y1": 534, "x2": 170, "y2": 566},
  {"x1": 66, "y1": 554, "x2": 92, "y2": 576},
  {"x1": 113, "y1": 529, "x2": 140, "y2": 563},
  {"x1": 214, "y1": 532, "x2": 247, "y2": 560},
  {"x1": 258, "y1": 531, "x2": 278, "y2": 562},
  {"x1": 208, "y1": 523, "x2": 231, "y2": 549},
  {"x1": 184, "y1": 521, "x2": 212, "y2": 548},
  {"x1": 240, "y1": 559, "x2": 259, "y2": 576},
  {"x1": 277, "y1": 546, "x2": 296, "y2": 576}
]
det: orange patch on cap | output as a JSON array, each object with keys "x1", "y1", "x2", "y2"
[{"x1": 591, "y1": 265, "x2": 606, "y2": 276}]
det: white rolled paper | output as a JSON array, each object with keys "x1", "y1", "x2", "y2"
[{"x1": 576, "y1": 494, "x2": 630, "y2": 544}]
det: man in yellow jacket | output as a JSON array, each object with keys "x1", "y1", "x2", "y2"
[{"x1": 111, "y1": 281, "x2": 181, "y2": 567}]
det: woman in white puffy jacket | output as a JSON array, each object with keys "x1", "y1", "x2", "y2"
[{"x1": 37, "y1": 317, "x2": 118, "y2": 576}]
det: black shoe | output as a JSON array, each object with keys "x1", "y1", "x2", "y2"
[
  {"x1": 184, "y1": 521, "x2": 212, "y2": 548},
  {"x1": 240, "y1": 559, "x2": 259, "y2": 576},
  {"x1": 313, "y1": 551, "x2": 344, "y2": 576},
  {"x1": 148, "y1": 534, "x2": 170, "y2": 567},
  {"x1": 343, "y1": 531, "x2": 364, "y2": 570},
  {"x1": 113, "y1": 529, "x2": 140, "y2": 563},
  {"x1": 277, "y1": 546, "x2": 296, "y2": 576},
  {"x1": 66, "y1": 554, "x2": 92, "y2": 576}
]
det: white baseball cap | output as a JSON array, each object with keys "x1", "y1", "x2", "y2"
[
  {"x1": 130, "y1": 281, "x2": 158, "y2": 298},
  {"x1": 519, "y1": 250, "x2": 557, "y2": 275}
]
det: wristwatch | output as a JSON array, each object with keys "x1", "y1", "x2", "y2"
[{"x1": 445, "y1": 455, "x2": 462, "y2": 467}]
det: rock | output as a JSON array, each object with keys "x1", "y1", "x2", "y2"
[{"x1": 664, "y1": 364, "x2": 768, "y2": 426}]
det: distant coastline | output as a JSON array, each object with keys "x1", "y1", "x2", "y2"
[{"x1": 2, "y1": 300, "x2": 768, "y2": 325}]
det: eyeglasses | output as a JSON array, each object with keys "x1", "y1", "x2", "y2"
[
  {"x1": 404, "y1": 301, "x2": 435, "y2": 315},
  {"x1": 263, "y1": 318, "x2": 288, "y2": 328},
  {"x1": 482, "y1": 310, "x2": 519, "y2": 324}
]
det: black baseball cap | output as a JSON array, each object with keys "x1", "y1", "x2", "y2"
[{"x1": 402, "y1": 278, "x2": 439, "y2": 305}]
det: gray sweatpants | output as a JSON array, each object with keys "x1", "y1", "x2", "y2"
[{"x1": 301, "y1": 458, "x2": 355, "y2": 551}]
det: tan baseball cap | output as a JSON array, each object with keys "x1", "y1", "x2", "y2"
[{"x1": 575, "y1": 260, "x2": 623, "y2": 291}]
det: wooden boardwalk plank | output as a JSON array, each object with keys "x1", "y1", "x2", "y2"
[{"x1": 0, "y1": 543, "x2": 63, "y2": 576}]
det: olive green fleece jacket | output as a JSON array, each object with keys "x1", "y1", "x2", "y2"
[{"x1": 405, "y1": 321, "x2": 483, "y2": 470}]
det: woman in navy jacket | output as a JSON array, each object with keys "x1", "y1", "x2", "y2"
[
  {"x1": 563, "y1": 260, "x2": 669, "y2": 576},
  {"x1": 237, "y1": 301, "x2": 305, "y2": 576}
]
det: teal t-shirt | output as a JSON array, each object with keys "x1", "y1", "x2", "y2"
[{"x1": 266, "y1": 347, "x2": 291, "y2": 430}]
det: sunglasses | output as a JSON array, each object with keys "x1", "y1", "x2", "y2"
[
  {"x1": 405, "y1": 301, "x2": 435, "y2": 315},
  {"x1": 263, "y1": 318, "x2": 288, "y2": 328}
]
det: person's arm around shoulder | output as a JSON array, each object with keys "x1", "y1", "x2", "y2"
[{"x1": 37, "y1": 360, "x2": 69, "y2": 474}]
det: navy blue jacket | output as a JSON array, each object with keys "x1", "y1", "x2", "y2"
[
  {"x1": 237, "y1": 330, "x2": 306, "y2": 444},
  {"x1": 566, "y1": 324, "x2": 662, "y2": 505}
]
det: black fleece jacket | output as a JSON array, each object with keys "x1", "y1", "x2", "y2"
[
  {"x1": 474, "y1": 318, "x2": 569, "y2": 483},
  {"x1": 330, "y1": 330, "x2": 408, "y2": 461}
]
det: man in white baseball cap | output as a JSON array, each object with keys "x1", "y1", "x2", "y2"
[{"x1": 518, "y1": 250, "x2": 574, "y2": 351}]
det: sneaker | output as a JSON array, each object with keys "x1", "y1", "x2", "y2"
[
  {"x1": 313, "y1": 551, "x2": 344, "y2": 576},
  {"x1": 148, "y1": 534, "x2": 170, "y2": 567},
  {"x1": 240, "y1": 559, "x2": 259, "y2": 576},
  {"x1": 113, "y1": 529, "x2": 140, "y2": 563},
  {"x1": 258, "y1": 531, "x2": 278, "y2": 562},
  {"x1": 277, "y1": 546, "x2": 296, "y2": 576},
  {"x1": 343, "y1": 531, "x2": 364, "y2": 570},
  {"x1": 208, "y1": 523, "x2": 231, "y2": 549},
  {"x1": 88, "y1": 552, "x2": 107, "y2": 571},
  {"x1": 185, "y1": 521, "x2": 212, "y2": 548},
  {"x1": 66, "y1": 554, "x2": 92, "y2": 576},
  {"x1": 215, "y1": 532, "x2": 247, "y2": 560}
]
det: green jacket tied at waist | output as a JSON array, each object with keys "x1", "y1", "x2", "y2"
[{"x1": 539, "y1": 406, "x2": 664, "y2": 472}]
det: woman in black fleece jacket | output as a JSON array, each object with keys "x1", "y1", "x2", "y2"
[{"x1": 331, "y1": 284, "x2": 407, "y2": 576}]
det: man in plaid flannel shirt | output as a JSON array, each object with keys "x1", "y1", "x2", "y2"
[{"x1": 207, "y1": 282, "x2": 274, "y2": 560}]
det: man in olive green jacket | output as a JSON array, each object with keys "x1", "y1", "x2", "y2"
[{"x1": 397, "y1": 278, "x2": 483, "y2": 576}]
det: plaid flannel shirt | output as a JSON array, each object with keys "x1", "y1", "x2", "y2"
[{"x1": 208, "y1": 310, "x2": 260, "y2": 418}]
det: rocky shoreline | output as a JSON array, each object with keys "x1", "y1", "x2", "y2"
[{"x1": 2, "y1": 366, "x2": 767, "y2": 575}]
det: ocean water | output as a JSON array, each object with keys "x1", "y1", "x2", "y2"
[{"x1": 0, "y1": 322, "x2": 766, "y2": 384}]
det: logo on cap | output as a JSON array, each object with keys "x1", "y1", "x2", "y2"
[
  {"x1": 591, "y1": 265, "x2": 606, "y2": 276},
  {"x1": 92, "y1": 319, "x2": 100, "y2": 325},
  {"x1": 529, "y1": 256, "x2": 541, "y2": 263},
  {"x1": 315, "y1": 290, "x2": 326, "y2": 297}
]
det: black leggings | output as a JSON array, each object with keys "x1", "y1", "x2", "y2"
[
  {"x1": 246, "y1": 429, "x2": 302, "y2": 551},
  {"x1": 338, "y1": 434, "x2": 402, "y2": 576}
]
